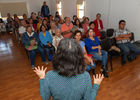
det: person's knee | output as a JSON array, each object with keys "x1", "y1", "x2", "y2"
[
  {"x1": 30, "y1": 50, "x2": 35, "y2": 55},
  {"x1": 123, "y1": 49, "x2": 130, "y2": 55},
  {"x1": 102, "y1": 50, "x2": 108, "y2": 56}
]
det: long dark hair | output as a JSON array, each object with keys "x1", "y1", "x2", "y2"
[
  {"x1": 74, "y1": 19, "x2": 82, "y2": 28},
  {"x1": 52, "y1": 38, "x2": 85, "y2": 77}
]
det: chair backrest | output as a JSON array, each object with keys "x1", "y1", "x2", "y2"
[
  {"x1": 130, "y1": 32, "x2": 135, "y2": 42},
  {"x1": 106, "y1": 28, "x2": 114, "y2": 37}
]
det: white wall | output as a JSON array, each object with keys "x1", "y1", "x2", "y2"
[
  {"x1": 0, "y1": 0, "x2": 49, "y2": 16},
  {"x1": 49, "y1": 0, "x2": 140, "y2": 40},
  {"x1": 108, "y1": 0, "x2": 140, "y2": 40}
]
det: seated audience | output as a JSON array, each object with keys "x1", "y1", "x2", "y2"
[
  {"x1": 54, "y1": 11, "x2": 61, "y2": 22},
  {"x1": 61, "y1": 17, "x2": 73, "y2": 38},
  {"x1": 115, "y1": 20, "x2": 140, "y2": 65},
  {"x1": 73, "y1": 19, "x2": 84, "y2": 34},
  {"x1": 22, "y1": 26, "x2": 48, "y2": 68},
  {"x1": 39, "y1": 25, "x2": 55, "y2": 61},
  {"x1": 93, "y1": 13, "x2": 104, "y2": 31},
  {"x1": 23, "y1": 13, "x2": 29, "y2": 24},
  {"x1": 72, "y1": 15, "x2": 77, "y2": 24},
  {"x1": 52, "y1": 28, "x2": 63, "y2": 50},
  {"x1": 89, "y1": 22, "x2": 102, "y2": 39},
  {"x1": 37, "y1": 11, "x2": 43, "y2": 19},
  {"x1": 85, "y1": 28, "x2": 109, "y2": 77},
  {"x1": 49, "y1": 21, "x2": 57, "y2": 37},
  {"x1": 0, "y1": 18, "x2": 6, "y2": 33},
  {"x1": 6, "y1": 13, "x2": 14, "y2": 32},
  {"x1": 82, "y1": 17, "x2": 90, "y2": 37},
  {"x1": 34, "y1": 38, "x2": 104, "y2": 100},
  {"x1": 42, "y1": 19, "x2": 49, "y2": 30},
  {"x1": 28, "y1": 18, "x2": 35, "y2": 31},
  {"x1": 13, "y1": 16, "x2": 20, "y2": 31},
  {"x1": 31, "y1": 13, "x2": 38, "y2": 29},
  {"x1": 37, "y1": 18, "x2": 42, "y2": 34},
  {"x1": 19, "y1": 20, "x2": 27, "y2": 40},
  {"x1": 48, "y1": 15, "x2": 54, "y2": 22},
  {"x1": 74, "y1": 30, "x2": 96, "y2": 74}
]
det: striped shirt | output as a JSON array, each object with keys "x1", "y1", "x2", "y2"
[{"x1": 115, "y1": 28, "x2": 130, "y2": 44}]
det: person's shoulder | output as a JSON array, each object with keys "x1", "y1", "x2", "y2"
[
  {"x1": 85, "y1": 38, "x2": 90, "y2": 41},
  {"x1": 23, "y1": 32, "x2": 27, "y2": 35},
  {"x1": 46, "y1": 70, "x2": 59, "y2": 78},
  {"x1": 80, "y1": 41, "x2": 85, "y2": 44},
  {"x1": 94, "y1": 36, "x2": 99, "y2": 41},
  {"x1": 93, "y1": 19, "x2": 97, "y2": 22},
  {"x1": 79, "y1": 71, "x2": 91, "y2": 79}
]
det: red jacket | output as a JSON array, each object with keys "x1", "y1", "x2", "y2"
[
  {"x1": 93, "y1": 19, "x2": 103, "y2": 30},
  {"x1": 93, "y1": 28, "x2": 102, "y2": 38}
]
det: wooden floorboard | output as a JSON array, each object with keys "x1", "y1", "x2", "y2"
[{"x1": 0, "y1": 33, "x2": 140, "y2": 100}]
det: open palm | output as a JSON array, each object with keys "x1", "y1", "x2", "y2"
[
  {"x1": 93, "y1": 74, "x2": 104, "y2": 85},
  {"x1": 34, "y1": 66, "x2": 47, "y2": 79}
]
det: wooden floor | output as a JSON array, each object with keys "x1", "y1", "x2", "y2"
[{"x1": 0, "y1": 33, "x2": 140, "y2": 100}]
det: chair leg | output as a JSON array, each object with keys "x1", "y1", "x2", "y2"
[
  {"x1": 25, "y1": 49, "x2": 30, "y2": 59},
  {"x1": 109, "y1": 56, "x2": 113, "y2": 71}
]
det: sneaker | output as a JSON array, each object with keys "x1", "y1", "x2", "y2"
[
  {"x1": 44, "y1": 61, "x2": 49, "y2": 65},
  {"x1": 31, "y1": 65, "x2": 35, "y2": 69}
]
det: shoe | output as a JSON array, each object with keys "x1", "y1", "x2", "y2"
[
  {"x1": 121, "y1": 61, "x2": 126, "y2": 65},
  {"x1": 44, "y1": 61, "x2": 49, "y2": 65},
  {"x1": 101, "y1": 65, "x2": 109, "y2": 72},
  {"x1": 105, "y1": 65, "x2": 109, "y2": 72},
  {"x1": 92, "y1": 69, "x2": 95, "y2": 75},
  {"x1": 31, "y1": 65, "x2": 35, "y2": 69},
  {"x1": 102, "y1": 70, "x2": 109, "y2": 78},
  {"x1": 101, "y1": 66, "x2": 109, "y2": 78},
  {"x1": 128, "y1": 56, "x2": 136, "y2": 62}
]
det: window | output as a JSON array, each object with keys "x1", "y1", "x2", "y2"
[
  {"x1": 77, "y1": 0, "x2": 85, "y2": 19},
  {"x1": 57, "y1": 1, "x2": 62, "y2": 16}
]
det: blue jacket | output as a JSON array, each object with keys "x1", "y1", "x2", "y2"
[
  {"x1": 41, "y1": 5, "x2": 50, "y2": 17},
  {"x1": 39, "y1": 31, "x2": 52, "y2": 46},
  {"x1": 22, "y1": 32, "x2": 40, "y2": 47},
  {"x1": 85, "y1": 37, "x2": 100, "y2": 53}
]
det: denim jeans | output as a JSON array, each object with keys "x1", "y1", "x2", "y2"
[
  {"x1": 117, "y1": 42, "x2": 140, "y2": 62},
  {"x1": 89, "y1": 50, "x2": 108, "y2": 66},
  {"x1": 44, "y1": 47, "x2": 55, "y2": 61},
  {"x1": 29, "y1": 46, "x2": 46, "y2": 66},
  {"x1": 86, "y1": 62, "x2": 96, "y2": 71}
]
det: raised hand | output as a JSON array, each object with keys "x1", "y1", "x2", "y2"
[
  {"x1": 93, "y1": 74, "x2": 104, "y2": 85},
  {"x1": 34, "y1": 66, "x2": 47, "y2": 80}
]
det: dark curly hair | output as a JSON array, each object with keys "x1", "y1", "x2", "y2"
[
  {"x1": 73, "y1": 30, "x2": 83, "y2": 40},
  {"x1": 52, "y1": 38, "x2": 86, "y2": 77}
]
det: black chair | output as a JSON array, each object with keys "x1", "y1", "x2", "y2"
[
  {"x1": 100, "y1": 31, "x2": 107, "y2": 40},
  {"x1": 101, "y1": 29, "x2": 122, "y2": 71}
]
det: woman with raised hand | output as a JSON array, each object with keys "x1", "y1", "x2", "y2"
[{"x1": 34, "y1": 38, "x2": 104, "y2": 100}]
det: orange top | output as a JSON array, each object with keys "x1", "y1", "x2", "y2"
[{"x1": 61, "y1": 23, "x2": 73, "y2": 38}]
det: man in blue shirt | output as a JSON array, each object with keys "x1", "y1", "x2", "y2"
[{"x1": 41, "y1": 1, "x2": 50, "y2": 17}]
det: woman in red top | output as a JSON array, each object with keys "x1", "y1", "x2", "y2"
[
  {"x1": 82, "y1": 17, "x2": 90, "y2": 38},
  {"x1": 93, "y1": 13, "x2": 103, "y2": 31},
  {"x1": 89, "y1": 22, "x2": 102, "y2": 39}
]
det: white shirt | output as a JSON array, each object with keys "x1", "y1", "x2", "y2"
[
  {"x1": 97, "y1": 20, "x2": 101, "y2": 30},
  {"x1": 19, "y1": 26, "x2": 26, "y2": 35},
  {"x1": 115, "y1": 28, "x2": 130, "y2": 44},
  {"x1": 27, "y1": 32, "x2": 34, "y2": 37}
]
